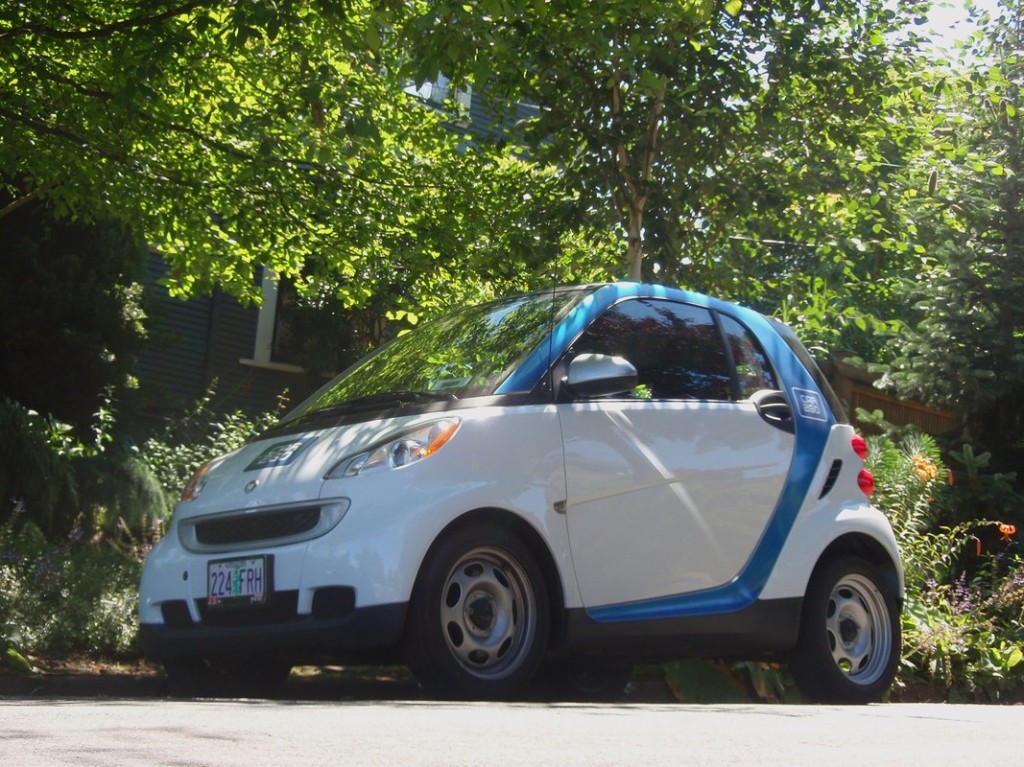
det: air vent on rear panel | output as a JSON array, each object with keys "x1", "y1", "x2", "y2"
[{"x1": 819, "y1": 459, "x2": 843, "y2": 499}]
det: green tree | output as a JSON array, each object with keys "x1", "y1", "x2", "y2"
[
  {"x1": 0, "y1": 197, "x2": 147, "y2": 434},
  {"x1": 0, "y1": 1, "x2": 599, "y2": 315},
  {"x1": 396, "y1": 0, "x2": 935, "y2": 286},
  {"x1": 884, "y1": 0, "x2": 1024, "y2": 473}
]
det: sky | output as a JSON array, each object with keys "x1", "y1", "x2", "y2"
[{"x1": 925, "y1": 0, "x2": 1002, "y2": 49}]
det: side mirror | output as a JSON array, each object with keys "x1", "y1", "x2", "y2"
[{"x1": 564, "y1": 353, "x2": 639, "y2": 399}]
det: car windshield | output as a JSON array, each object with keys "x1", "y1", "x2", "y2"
[{"x1": 283, "y1": 288, "x2": 589, "y2": 421}]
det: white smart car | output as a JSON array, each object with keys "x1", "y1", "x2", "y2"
[{"x1": 139, "y1": 282, "x2": 903, "y2": 702}]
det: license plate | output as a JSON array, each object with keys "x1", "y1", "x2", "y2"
[{"x1": 207, "y1": 556, "x2": 270, "y2": 608}]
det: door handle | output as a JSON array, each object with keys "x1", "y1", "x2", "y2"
[{"x1": 750, "y1": 389, "x2": 795, "y2": 433}]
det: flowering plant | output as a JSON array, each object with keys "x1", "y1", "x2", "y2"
[{"x1": 867, "y1": 433, "x2": 1024, "y2": 700}]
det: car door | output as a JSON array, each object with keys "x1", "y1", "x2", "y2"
[{"x1": 558, "y1": 298, "x2": 796, "y2": 610}]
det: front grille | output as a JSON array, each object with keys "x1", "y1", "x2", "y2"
[
  {"x1": 198, "y1": 590, "x2": 299, "y2": 627},
  {"x1": 819, "y1": 459, "x2": 843, "y2": 499},
  {"x1": 195, "y1": 507, "x2": 321, "y2": 546}
]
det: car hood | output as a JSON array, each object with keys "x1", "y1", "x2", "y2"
[{"x1": 171, "y1": 413, "x2": 425, "y2": 521}]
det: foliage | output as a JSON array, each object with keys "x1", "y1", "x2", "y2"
[
  {"x1": 75, "y1": 452, "x2": 171, "y2": 542},
  {"x1": 866, "y1": 432, "x2": 1024, "y2": 701},
  {"x1": 141, "y1": 383, "x2": 285, "y2": 501},
  {"x1": 0, "y1": 388, "x2": 288, "y2": 663},
  {"x1": 397, "y1": 0, "x2": 934, "y2": 303},
  {"x1": 0, "y1": 198, "x2": 148, "y2": 435},
  {"x1": 0, "y1": 390, "x2": 171, "y2": 540},
  {"x1": 0, "y1": 0, "x2": 600, "y2": 316},
  {"x1": 0, "y1": 502, "x2": 143, "y2": 658},
  {"x1": 881, "y1": 0, "x2": 1024, "y2": 474},
  {"x1": 0, "y1": 398, "x2": 79, "y2": 536},
  {"x1": 942, "y1": 444, "x2": 1024, "y2": 527}
]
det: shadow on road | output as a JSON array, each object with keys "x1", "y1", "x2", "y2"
[{"x1": 0, "y1": 663, "x2": 679, "y2": 704}]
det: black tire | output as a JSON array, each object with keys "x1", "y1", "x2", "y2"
[
  {"x1": 164, "y1": 655, "x2": 291, "y2": 698},
  {"x1": 789, "y1": 556, "x2": 901, "y2": 704},
  {"x1": 405, "y1": 524, "x2": 550, "y2": 699}
]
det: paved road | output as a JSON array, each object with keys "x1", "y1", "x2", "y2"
[{"x1": 2, "y1": 698, "x2": 1022, "y2": 767}]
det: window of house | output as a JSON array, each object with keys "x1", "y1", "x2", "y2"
[
  {"x1": 405, "y1": 73, "x2": 473, "y2": 117},
  {"x1": 570, "y1": 298, "x2": 733, "y2": 401},
  {"x1": 241, "y1": 269, "x2": 304, "y2": 373}
]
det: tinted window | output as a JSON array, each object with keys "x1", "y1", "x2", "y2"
[
  {"x1": 571, "y1": 299, "x2": 732, "y2": 400},
  {"x1": 718, "y1": 314, "x2": 778, "y2": 398}
]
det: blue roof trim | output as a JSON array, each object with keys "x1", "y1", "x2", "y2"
[{"x1": 565, "y1": 284, "x2": 836, "y2": 622}]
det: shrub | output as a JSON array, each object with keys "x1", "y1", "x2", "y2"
[
  {"x1": 0, "y1": 501, "x2": 143, "y2": 658},
  {"x1": 76, "y1": 451, "x2": 170, "y2": 542},
  {"x1": 141, "y1": 383, "x2": 284, "y2": 501},
  {"x1": 0, "y1": 398, "x2": 78, "y2": 536},
  {"x1": 867, "y1": 432, "x2": 1024, "y2": 700},
  {"x1": 0, "y1": 389, "x2": 283, "y2": 662}
]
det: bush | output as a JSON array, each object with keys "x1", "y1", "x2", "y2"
[
  {"x1": 0, "y1": 394, "x2": 170, "y2": 542},
  {"x1": 0, "y1": 502, "x2": 143, "y2": 658},
  {"x1": 141, "y1": 383, "x2": 284, "y2": 501},
  {"x1": 0, "y1": 397, "x2": 79, "y2": 536},
  {"x1": 76, "y1": 451, "x2": 170, "y2": 542},
  {"x1": 0, "y1": 389, "x2": 284, "y2": 663},
  {"x1": 867, "y1": 432, "x2": 1024, "y2": 701}
]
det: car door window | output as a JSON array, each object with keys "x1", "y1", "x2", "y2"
[
  {"x1": 571, "y1": 298, "x2": 732, "y2": 400},
  {"x1": 718, "y1": 313, "x2": 779, "y2": 398}
]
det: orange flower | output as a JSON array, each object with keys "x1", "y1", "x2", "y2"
[
  {"x1": 912, "y1": 455, "x2": 938, "y2": 483},
  {"x1": 999, "y1": 523, "x2": 1017, "y2": 542}
]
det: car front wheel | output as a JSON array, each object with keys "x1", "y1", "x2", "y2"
[
  {"x1": 789, "y1": 556, "x2": 901, "y2": 704},
  {"x1": 405, "y1": 525, "x2": 550, "y2": 699}
]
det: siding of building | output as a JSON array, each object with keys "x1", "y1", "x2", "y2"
[{"x1": 134, "y1": 253, "x2": 322, "y2": 425}]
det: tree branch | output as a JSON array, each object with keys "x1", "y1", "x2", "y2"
[
  {"x1": 0, "y1": 1, "x2": 220, "y2": 41},
  {"x1": 0, "y1": 190, "x2": 37, "y2": 219}
]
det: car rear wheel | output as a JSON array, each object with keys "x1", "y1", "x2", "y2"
[
  {"x1": 405, "y1": 525, "x2": 550, "y2": 699},
  {"x1": 789, "y1": 556, "x2": 900, "y2": 704}
]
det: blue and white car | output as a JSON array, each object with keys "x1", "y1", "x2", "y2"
[{"x1": 139, "y1": 282, "x2": 903, "y2": 702}]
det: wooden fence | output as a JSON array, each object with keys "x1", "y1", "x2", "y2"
[{"x1": 828, "y1": 357, "x2": 960, "y2": 436}]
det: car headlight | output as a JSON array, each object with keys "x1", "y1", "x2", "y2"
[
  {"x1": 325, "y1": 418, "x2": 461, "y2": 479},
  {"x1": 180, "y1": 462, "x2": 211, "y2": 502}
]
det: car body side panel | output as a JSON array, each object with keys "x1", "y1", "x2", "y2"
[
  {"x1": 759, "y1": 425, "x2": 905, "y2": 601},
  {"x1": 560, "y1": 400, "x2": 794, "y2": 606}
]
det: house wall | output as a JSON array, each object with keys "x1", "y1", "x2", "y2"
[{"x1": 134, "y1": 253, "x2": 323, "y2": 427}]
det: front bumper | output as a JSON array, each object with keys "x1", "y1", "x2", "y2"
[{"x1": 140, "y1": 599, "x2": 407, "y2": 663}]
